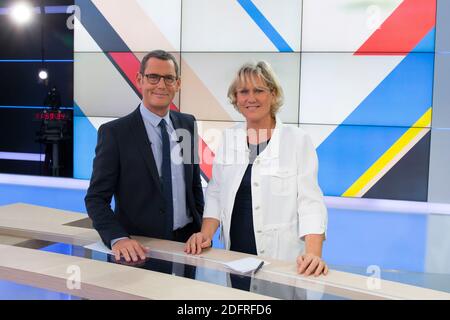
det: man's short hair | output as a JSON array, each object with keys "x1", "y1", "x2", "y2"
[{"x1": 139, "y1": 50, "x2": 179, "y2": 78}]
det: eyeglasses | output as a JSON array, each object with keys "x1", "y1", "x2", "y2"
[{"x1": 142, "y1": 73, "x2": 178, "y2": 86}]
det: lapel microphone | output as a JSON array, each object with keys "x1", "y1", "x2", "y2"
[{"x1": 176, "y1": 136, "x2": 184, "y2": 157}]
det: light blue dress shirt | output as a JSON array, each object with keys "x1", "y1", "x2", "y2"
[{"x1": 139, "y1": 103, "x2": 192, "y2": 229}]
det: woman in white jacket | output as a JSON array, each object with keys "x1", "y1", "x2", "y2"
[{"x1": 185, "y1": 61, "x2": 328, "y2": 277}]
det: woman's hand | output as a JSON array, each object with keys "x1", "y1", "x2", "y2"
[
  {"x1": 297, "y1": 253, "x2": 329, "y2": 277},
  {"x1": 184, "y1": 232, "x2": 212, "y2": 255}
]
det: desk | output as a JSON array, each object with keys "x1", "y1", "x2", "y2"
[{"x1": 0, "y1": 203, "x2": 449, "y2": 300}]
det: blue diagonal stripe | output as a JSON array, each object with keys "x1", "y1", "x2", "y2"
[
  {"x1": 237, "y1": 0, "x2": 293, "y2": 52},
  {"x1": 317, "y1": 33, "x2": 434, "y2": 197},
  {"x1": 342, "y1": 52, "x2": 434, "y2": 127}
]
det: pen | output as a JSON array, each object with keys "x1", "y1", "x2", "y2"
[{"x1": 253, "y1": 261, "x2": 264, "y2": 275}]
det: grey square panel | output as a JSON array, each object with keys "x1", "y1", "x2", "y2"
[
  {"x1": 180, "y1": 52, "x2": 300, "y2": 123},
  {"x1": 432, "y1": 53, "x2": 450, "y2": 128},
  {"x1": 428, "y1": 129, "x2": 450, "y2": 203},
  {"x1": 436, "y1": 0, "x2": 450, "y2": 53},
  {"x1": 426, "y1": 214, "x2": 450, "y2": 274},
  {"x1": 74, "y1": 52, "x2": 180, "y2": 118}
]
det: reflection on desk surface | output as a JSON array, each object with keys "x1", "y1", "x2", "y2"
[
  {"x1": 329, "y1": 264, "x2": 450, "y2": 295},
  {"x1": 76, "y1": 246, "x2": 347, "y2": 300}
]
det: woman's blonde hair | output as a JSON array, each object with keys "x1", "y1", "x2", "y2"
[{"x1": 227, "y1": 61, "x2": 284, "y2": 117}]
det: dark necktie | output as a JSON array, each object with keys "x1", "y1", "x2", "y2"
[{"x1": 159, "y1": 119, "x2": 174, "y2": 238}]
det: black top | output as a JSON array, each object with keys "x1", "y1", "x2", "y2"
[{"x1": 229, "y1": 139, "x2": 270, "y2": 254}]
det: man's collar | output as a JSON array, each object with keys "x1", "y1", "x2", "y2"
[{"x1": 139, "y1": 103, "x2": 171, "y2": 128}]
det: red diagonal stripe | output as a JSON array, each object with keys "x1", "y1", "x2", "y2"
[
  {"x1": 109, "y1": 52, "x2": 182, "y2": 112},
  {"x1": 108, "y1": 51, "x2": 213, "y2": 180},
  {"x1": 108, "y1": 52, "x2": 141, "y2": 91},
  {"x1": 199, "y1": 139, "x2": 214, "y2": 179},
  {"x1": 355, "y1": 0, "x2": 436, "y2": 55}
]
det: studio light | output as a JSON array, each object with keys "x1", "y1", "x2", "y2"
[
  {"x1": 38, "y1": 70, "x2": 48, "y2": 80},
  {"x1": 10, "y1": 2, "x2": 34, "y2": 25}
]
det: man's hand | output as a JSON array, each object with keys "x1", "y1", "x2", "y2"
[
  {"x1": 184, "y1": 232, "x2": 212, "y2": 255},
  {"x1": 112, "y1": 238, "x2": 149, "y2": 263},
  {"x1": 297, "y1": 253, "x2": 329, "y2": 277}
]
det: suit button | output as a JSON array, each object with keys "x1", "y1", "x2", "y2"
[{"x1": 160, "y1": 209, "x2": 165, "y2": 214}]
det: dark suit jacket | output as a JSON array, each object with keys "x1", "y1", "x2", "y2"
[{"x1": 85, "y1": 107, "x2": 204, "y2": 248}]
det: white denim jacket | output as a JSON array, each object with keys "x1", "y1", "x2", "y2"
[{"x1": 203, "y1": 117, "x2": 328, "y2": 262}]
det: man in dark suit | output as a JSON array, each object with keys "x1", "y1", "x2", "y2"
[{"x1": 85, "y1": 50, "x2": 204, "y2": 263}]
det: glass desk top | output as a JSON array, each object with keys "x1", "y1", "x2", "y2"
[
  {"x1": 48, "y1": 242, "x2": 450, "y2": 299},
  {"x1": 2, "y1": 242, "x2": 450, "y2": 300},
  {"x1": 74, "y1": 244, "x2": 347, "y2": 300}
]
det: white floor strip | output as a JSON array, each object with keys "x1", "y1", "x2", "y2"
[
  {"x1": 325, "y1": 196, "x2": 450, "y2": 215},
  {"x1": 0, "y1": 174, "x2": 89, "y2": 190},
  {"x1": 0, "y1": 173, "x2": 449, "y2": 215},
  {"x1": 0, "y1": 152, "x2": 45, "y2": 162}
]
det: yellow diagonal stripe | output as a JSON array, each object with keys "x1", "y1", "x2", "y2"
[{"x1": 342, "y1": 108, "x2": 432, "y2": 197}]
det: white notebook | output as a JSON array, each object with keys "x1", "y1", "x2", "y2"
[{"x1": 223, "y1": 257, "x2": 268, "y2": 274}]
